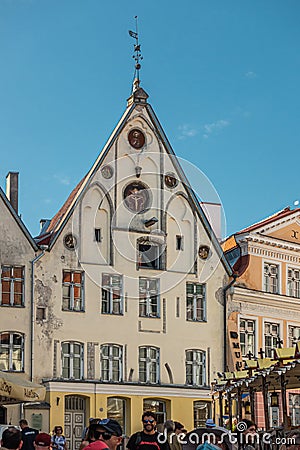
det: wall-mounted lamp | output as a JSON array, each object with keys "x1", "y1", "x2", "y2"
[
  {"x1": 243, "y1": 400, "x2": 251, "y2": 415},
  {"x1": 144, "y1": 217, "x2": 158, "y2": 228},
  {"x1": 135, "y1": 166, "x2": 142, "y2": 178},
  {"x1": 56, "y1": 397, "x2": 60, "y2": 406},
  {"x1": 270, "y1": 391, "x2": 279, "y2": 408}
]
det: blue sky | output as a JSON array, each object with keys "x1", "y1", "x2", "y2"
[{"x1": 0, "y1": 0, "x2": 299, "y2": 237}]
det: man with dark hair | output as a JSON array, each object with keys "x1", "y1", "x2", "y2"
[
  {"x1": 127, "y1": 411, "x2": 169, "y2": 450},
  {"x1": 85, "y1": 419, "x2": 123, "y2": 450},
  {"x1": 19, "y1": 420, "x2": 38, "y2": 450},
  {"x1": 1, "y1": 427, "x2": 23, "y2": 450}
]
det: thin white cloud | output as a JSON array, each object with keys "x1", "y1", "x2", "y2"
[
  {"x1": 54, "y1": 174, "x2": 71, "y2": 186},
  {"x1": 178, "y1": 124, "x2": 198, "y2": 140},
  {"x1": 203, "y1": 119, "x2": 230, "y2": 138},
  {"x1": 245, "y1": 71, "x2": 257, "y2": 79}
]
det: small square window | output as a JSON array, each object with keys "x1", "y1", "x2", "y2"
[{"x1": 36, "y1": 307, "x2": 46, "y2": 320}]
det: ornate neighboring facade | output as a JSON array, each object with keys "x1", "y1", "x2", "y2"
[{"x1": 223, "y1": 206, "x2": 300, "y2": 428}]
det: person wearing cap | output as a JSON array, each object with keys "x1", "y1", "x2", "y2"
[
  {"x1": 34, "y1": 434, "x2": 51, "y2": 450},
  {"x1": 85, "y1": 419, "x2": 123, "y2": 450},
  {"x1": 205, "y1": 419, "x2": 216, "y2": 429},
  {"x1": 1, "y1": 427, "x2": 23, "y2": 450}
]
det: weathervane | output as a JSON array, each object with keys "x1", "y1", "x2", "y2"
[{"x1": 129, "y1": 16, "x2": 143, "y2": 88}]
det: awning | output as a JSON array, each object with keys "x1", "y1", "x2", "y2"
[{"x1": 0, "y1": 371, "x2": 46, "y2": 403}]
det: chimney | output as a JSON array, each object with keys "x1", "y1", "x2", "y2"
[{"x1": 6, "y1": 172, "x2": 19, "y2": 214}]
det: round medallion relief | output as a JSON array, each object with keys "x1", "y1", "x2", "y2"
[
  {"x1": 164, "y1": 173, "x2": 178, "y2": 189},
  {"x1": 128, "y1": 129, "x2": 146, "y2": 150},
  {"x1": 123, "y1": 182, "x2": 150, "y2": 213},
  {"x1": 101, "y1": 165, "x2": 114, "y2": 179}
]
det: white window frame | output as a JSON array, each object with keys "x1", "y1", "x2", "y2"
[
  {"x1": 287, "y1": 266, "x2": 300, "y2": 299},
  {"x1": 263, "y1": 319, "x2": 282, "y2": 358},
  {"x1": 0, "y1": 266, "x2": 25, "y2": 306},
  {"x1": 239, "y1": 317, "x2": 257, "y2": 358},
  {"x1": 287, "y1": 322, "x2": 300, "y2": 347},
  {"x1": 139, "y1": 346, "x2": 160, "y2": 384},
  {"x1": 100, "y1": 344, "x2": 123, "y2": 382},
  {"x1": 62, "y1": 270, "x2": 85, "y2": 312},
  {"x1": 0, "y1": 332, "x2": 24, "y2": 372},
  {"x1": 185, "y1": 349, "x2": 206, "y2": 386},
  {"x1": 186, "y1": 283, "x2": 206, "y2": 322},
  {"x1": 61, "y1": 341, "x2": 84, "y2": 379},
  {"x1": 139, "y1": 278, "x2": 160, "y2": 318},
  {"x1": 101, "y1": 273, "x2": 123, "y2": 315},
  {"x1": 262, "y1": 260, "x2": 281, "y2": 294}
]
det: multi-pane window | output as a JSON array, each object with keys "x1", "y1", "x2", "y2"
[
  {"x1": 194, "y1": 401, "x2": 211, "y2": 428},
  {"x1": 264, "y1": 263, "x2": 279, "y2": 294},
  {"x1": 138, "y1": 242, "x2": 162, "y2": 270},
  {"x1": 1, "y1": 266, "x2": 24, "y2": 306},
  {"x1": 139, "y1": 346, "x2": 160, "y2": 383},
  {"x1": 62, "y1": 271, "x2": 84, "y2": 312},
  {"x1": 264, "y1": 322, "x2": 280, "y2": 358},
  {"x1": 186, "y1": 283, "x2": 206, "y2": 321},
  {"x1": 139, "y1": 278, "x2": 159, "y2": 318},
  {"x1": 101, "y1": 344, "x2": 123, "y2": 382},
  {"x1": 143, "y1": 399, "x2": 166, "y2": 425},
  {"x1": 0, "y1": 332, "x2": 24, "y2": 371},
  {"x1": 101, "y1": 274, "x2": 123, "y2": 315},
  {"x1": 240, "y1": 319, "x2": 256, "y2": 357},
  {"x1": 289, "y1": 394, "x2": 300, "y2": 426},
  {"x1": 186, "y1": 349, "x2": 206, "y2": 386},
  {"x1": 288, "y1": 325, "x2": 300, "y2": 347},
  {"x1": 288, "y1": 268, "x2": 300, "y2": 298},
  {"x1": 61, "y1": 342, "x2": 83, "y2": 379}
]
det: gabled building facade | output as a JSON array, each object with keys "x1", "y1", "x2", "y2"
[
  {"x1": 223, "y1": 206, "x2": 300, "y2": 428},
  {"x1": 30, "y1": 83, "x2": 231, "y2": 443}
]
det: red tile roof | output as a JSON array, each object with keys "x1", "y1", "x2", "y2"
[{"x1": 236, "y1": 206, "x2": 300, "y2": 235}]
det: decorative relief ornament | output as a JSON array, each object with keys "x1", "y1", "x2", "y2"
[
  {"x1": 198, "y1": 245, "x2": 210, "y2": 260},
  {"x1": 128, "y1": 129, "x2": 145, "y2": 149},
  {"x1": 64, "y1": 233, "x2": 77, "y2": 250},
  {"x1": 164, "y1": 173, "x2": 178, "y2": 188},
  {"x1": 123, "y1": 182, "x2": 150, "y2": 213},
  {"x1": 101, "y1": 165, "x2": 114, "y2": 179}
]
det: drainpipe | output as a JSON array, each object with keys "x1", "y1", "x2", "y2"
[
  {"x1": 223, "y1": 274, "x2": 237, "y2": 372},
  {"x1": 30, "y1": 247, "x2": 47, "y2": 381}
]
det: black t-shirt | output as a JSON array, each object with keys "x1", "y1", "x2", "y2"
[
  {"x1": 127, "y1": 431, "x2": 169, "y2": 450},
  {"x1": 21, "y1": 427, "x2": 39, "y2": 450}
]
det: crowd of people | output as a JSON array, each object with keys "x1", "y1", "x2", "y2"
[{"x1": 1, "y1": 413, "x2": 300, "y2": 450}]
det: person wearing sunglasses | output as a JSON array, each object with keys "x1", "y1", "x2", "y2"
[
  {"x1": 85, "y1": 419, "x2": 123, "y2": 450},
  {"x1": 127, "y1": 411, "x2": 170, "y2": 450}
]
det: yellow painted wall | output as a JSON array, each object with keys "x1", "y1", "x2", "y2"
[{"x1": 267, "y1": 223, "x2": 300, "y2": 244}]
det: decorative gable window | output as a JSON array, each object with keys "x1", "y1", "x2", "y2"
[
  {"x1": 1, "y1": 266, "x2": 24, "y2": 306},
  {"x1": 62, "y1": 271, "x2": 84, "y2": 312},
  {"x1": 101, "y1": 274, "x2": 123, "y2": 315},
  {"x1": 263, "y1": 263, "x2": 279, "y2": 294},
  {"x1": 0, "y1": 332, "x2": 24, "y2": 371},
  {"x1": 287, "y1": 268, "x2": 300, "y2": 298},
  {"x1": 139, "y1": 346, "x2": 160, "y2": 383},
  {"x1": 100, "y1": 344, "x2": 123, "y2": 382},
  {"x1": 138, "y1": 238, "x2": 163, "y2": 270},
  {"x1": 139, "y1": 278, "x2": 159, "y2": 318},
  {"x1": 264, "y1": 322, "x2": 280, "y2": 358},
  {"x1": 186, "y1": 283, "x2": 206, "y2": 321},
  {"x1": 186, "y1": 349, "x2": 206, "y2": 386},
  {"x1": 61, "y1": 341, "x2": 83, "y2": 379}
]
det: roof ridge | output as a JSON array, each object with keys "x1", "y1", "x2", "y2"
[{"x1": 237, "y1": 206, "x2": 300, "y2": 234}]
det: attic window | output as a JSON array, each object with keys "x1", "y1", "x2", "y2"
[
  {"x1": 95, "y1": 228, "x2": 102, "y2": 243},
  {"x1": 176, "y1": 235, "x2": 183, "y2": 251}
]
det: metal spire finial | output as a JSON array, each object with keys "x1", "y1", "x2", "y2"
[{"x1": 129, "y1": 16, "x2": 143, "y2": 90}]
